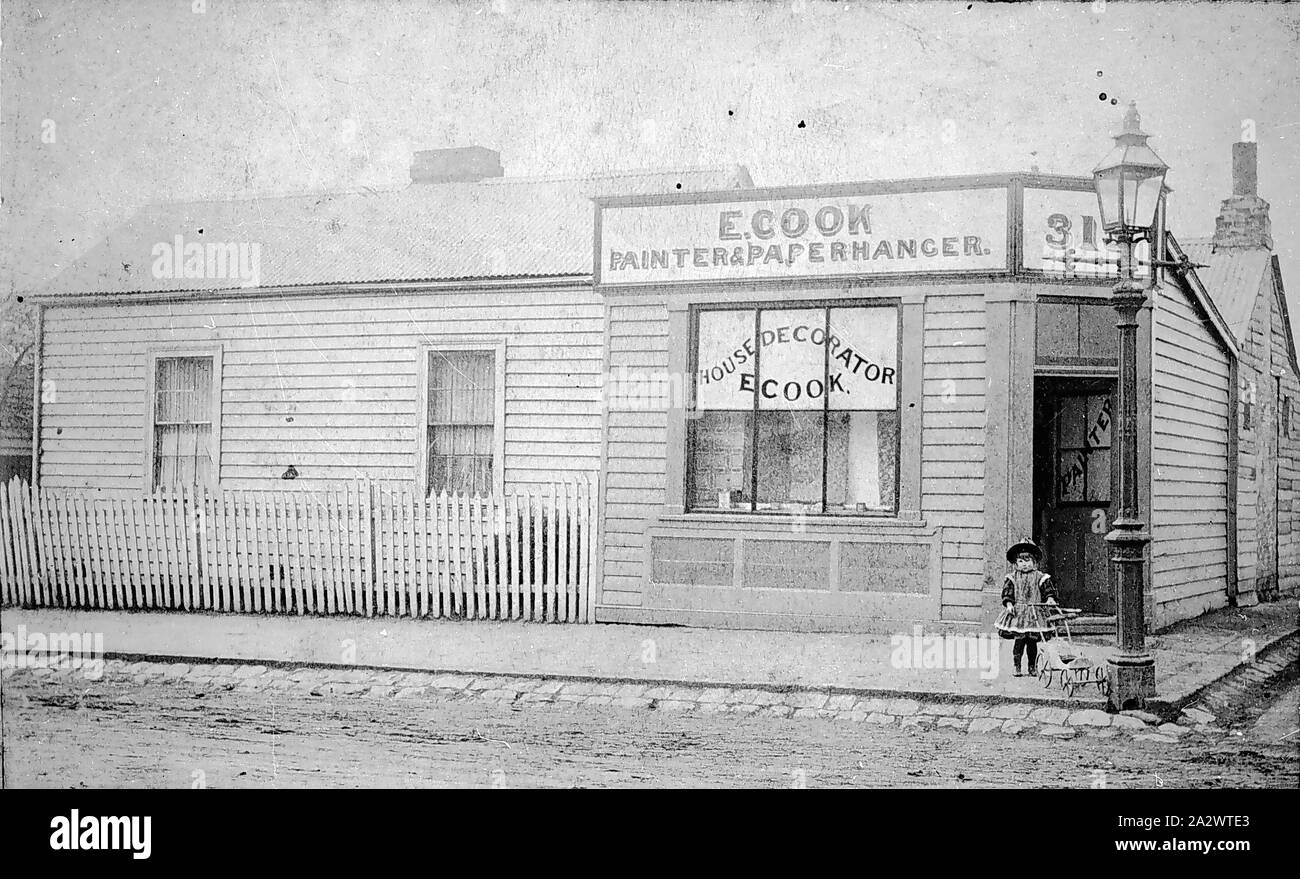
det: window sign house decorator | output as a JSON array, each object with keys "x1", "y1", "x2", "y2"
[{"x1": 690, "y1": 303, "x2": 900, "y2": 514}]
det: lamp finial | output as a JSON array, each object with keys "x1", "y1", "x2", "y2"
[{"x1": 1123, "y1": 101, "x2": 1141, "y2": 135}]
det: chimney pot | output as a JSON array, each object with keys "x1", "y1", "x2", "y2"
[
  {"x1": 1212, "y1": 140, "x2": 1271, "y2": 250},
  {"x1": 1232, "y1": 141, "x2": 1257, "y2": 197}
]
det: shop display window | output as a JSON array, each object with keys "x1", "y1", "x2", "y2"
[{"x1": 688, "y1": 303, "x2": 900, "y2": 514}]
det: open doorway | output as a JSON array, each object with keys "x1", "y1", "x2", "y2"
[{"x1": 1033, "y1": 376, "x2": 1117, "y2": 615}]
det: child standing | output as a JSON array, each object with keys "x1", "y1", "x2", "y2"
[{"x1": 995, "y1": 538, "x2": 1058, "y2": 676}]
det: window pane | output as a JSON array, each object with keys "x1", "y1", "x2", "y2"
[
  {"x1": 757, "y1": 309, "x2": 825, "y2": 411},
  {"x1": 690, "y1": 411, "x2": 752, "y2": 509},
  {"x1": 155, "y1": 426, "x2": 175, "y2": 487},
  {"x1": 155, "y1": 357, "x2": 211, "y2": 423},
  {"x1": 187, "y1": 358, "x2": 212, "y2": 422},
  {"x1": 195, "y1": 426, "x2": 213, "y2": 487},
  {"x1": 474, "y1": 424, "x2": 494, "y2": 456},
  {"x1": 695, "y1": 310, "x2": 756, "y2": 411},
  {"x1": 1085, "y1": 394, "x2": 1112, "y2": 450},
  {"x1": 826, "y1": 410, "x2": 897, "y2": 511},
  {"x1": 154, "y1": 360, "x2": 176, "y2": 421},
  {"x1": 179, "y1": 425, "x2": 198, "y2": 486},
  {"x1": 1057, "y1": 450, "x2": 1087, "y2": 502},
  {"x1": 452, "y1": 455, "x2": 472, "y2": 492},
  {"x1": 429, "y1": 351, "x2": 494, "y2": 425},
  {"x1": 429, "y1": 429, "x2": 494, "y2": 494},
  {"x1": 827, "y1": 307, "x2": 898, "y2": 411},
  {"x1": 755, "y1": 410, "x2": 823, "y2": 511},
  {"x1": 429, "y1": 449, "x2": 447, "y2": 494},
  {"x1": 1087, "y1": 448, "x2": 1111, "y2": 503},
  {"x1": 1058, "y1": 396, "x2": 1085, "y2": 448},
  {"x1": 473, "y1": 354, "x2": 494, "y2": 422},
  {"x1": 162, "y1": 422, "x2": 181, "y2": 460}
]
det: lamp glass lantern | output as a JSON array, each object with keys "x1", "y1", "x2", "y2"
[{"x1": 1092, "y1": 101, "x2": 1168, "y2": 237}]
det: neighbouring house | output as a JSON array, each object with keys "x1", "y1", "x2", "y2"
[
  {"x1": 7, "y1": 150, "x2": 752, "y2": 620},
  {"x1": 1183, "y1": 141, "x2": 1300, "y2": 606},
  {"x1": 29, "y1": 150, "x2": 750, "y2": 497}
]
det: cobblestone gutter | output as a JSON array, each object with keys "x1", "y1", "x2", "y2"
[{"x1": 6, "y1": 631, "x2": 1295, "y2": 744}]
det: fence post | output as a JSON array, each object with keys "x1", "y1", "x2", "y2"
[
  {"x1": 589, "y1": 471, "x2": 599, "y2": 623},
  {"x1": 0, "y1": 480, "x2": 16, "y2": 604},
  {"x1": 414, "y1": 490, "x2": 427, "y2": 619},
  {"x1": 33, "y1": 483, "x2": 50, "y2": 606},
  {"x1": 346, "y1": 481, "x2": 358, "y2": 615},
  {"x1": 21, "y1": 480, "x2": 40, "y2": 605},
  {"x1": 101, "y1": 496, "x2": 117, "y2": 609},
  {"x1": 337, "y1": 486, "x2": 347, "y2": 615},
  {"x1": 579, "y1": 475, "x2": 591, "y2": 623}
]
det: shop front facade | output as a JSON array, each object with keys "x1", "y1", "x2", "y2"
[{"x1": 592, "y1": 173, "x2": 1237, "y2": 633}]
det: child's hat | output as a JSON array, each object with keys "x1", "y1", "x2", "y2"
[{"x1": 1006, "y1": 538, "x2": 1043, "y2": 563}]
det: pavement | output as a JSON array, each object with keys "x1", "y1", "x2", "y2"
[{"x1": 2, "y1": 599, "x2": 1295, "y2": 714}]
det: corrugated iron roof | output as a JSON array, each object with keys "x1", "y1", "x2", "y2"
[
  {"x1": 1181, "y1": 237, "x2": 1272, "y2": 344},
  {"x1": 1165, "y1": 234, "x2": 1237, "y2": 359},
  {"x1": 39, "y1": 166, "x2": 751, "y2": 298}
]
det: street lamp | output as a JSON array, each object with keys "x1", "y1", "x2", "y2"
[{"x1": 1093, "y1": 101, "x2": 1167, "y2": 711}]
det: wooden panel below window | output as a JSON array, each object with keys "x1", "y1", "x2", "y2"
[
  {"x1": 742, "y1": 539, "x2": 831, "y2": 591},
  {"x1": 840, "y1": 541, "x2": 931, "y2": 593}
]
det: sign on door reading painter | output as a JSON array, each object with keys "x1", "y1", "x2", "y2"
[
  {"x1": 598, "y1": 188, "x2": 1008, "y2": 285},
  {"x1": 696, "y1": 307, "x2": 898, "y2": 412}
]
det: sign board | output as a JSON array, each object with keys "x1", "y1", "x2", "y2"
[
  {"x1": 598, "y1": 187, "x2": 1008, "y2": 286},
  {"x1": 1022, "y1": 187, "x2": 1152, "y2": 279}
]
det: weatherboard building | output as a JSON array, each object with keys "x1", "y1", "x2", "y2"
[{"x1": 21, "y1": 144, "x2": 1298, "y2": 633}]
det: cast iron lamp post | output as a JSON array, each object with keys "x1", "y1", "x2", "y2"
[{"x1": 1092, "y1": 101, "x2": 1167, "y2": 711}]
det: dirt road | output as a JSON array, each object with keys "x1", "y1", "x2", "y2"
[{"x1": 2, "y1": 667, "x2": 1295, "y2": 788}]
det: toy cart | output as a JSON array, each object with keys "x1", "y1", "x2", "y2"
[{"x1": 1030, "y1": 603, "x2": 1110, "y2": 698}]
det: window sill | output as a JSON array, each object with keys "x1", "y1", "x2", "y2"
[{"x1": 657, "y1": 508, "x2": 927, "y2": 531}]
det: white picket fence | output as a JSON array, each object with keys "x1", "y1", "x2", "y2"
[{"x1": 0, "y1": 477, "x2": 598, "y2": 622}]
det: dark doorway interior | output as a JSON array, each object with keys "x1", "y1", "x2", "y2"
[{"x1": 1033, "y1": 376, "x2": 1117, "y2": 615}]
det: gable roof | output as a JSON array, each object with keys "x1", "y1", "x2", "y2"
[
  {"x1": 1182, "y1": 237, "x2": 1298, "y2": 374},
  {"x1": 1269, "y1": 253, "x2": 1300, "y2": 376},
  {"x1": 36, "y1": 165, "x2": 752, "y2": 299},
  {"x1": 1180, "y1": 238, "x2": 1273, "y2": 343}
]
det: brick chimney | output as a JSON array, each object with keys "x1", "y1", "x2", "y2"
[
  {"x1": 1212, "y1": 141, "x2": 1273, "y2": 250},
  {"x1": 410, "y1": 146, "x2": 504, "y2": 184}
]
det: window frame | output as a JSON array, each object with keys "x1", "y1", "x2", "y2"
[
  {"x1": 416, "y1": 339, "x2": 506, "y2": 498},
  {"x1": 685, "y1": 299, "x2": 903, "y2": 517},
  {"x1": 143, "y1": 345, "x2": 223, "y2": 492}
]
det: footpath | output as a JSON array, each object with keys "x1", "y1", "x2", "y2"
[{"x1": 3, "y1": 601, "x2": 1296, "y2": 744}]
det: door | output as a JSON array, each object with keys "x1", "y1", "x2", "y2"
[{"x1": 1033, "y1": 378, "x2": 1116, "y2": 614}]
